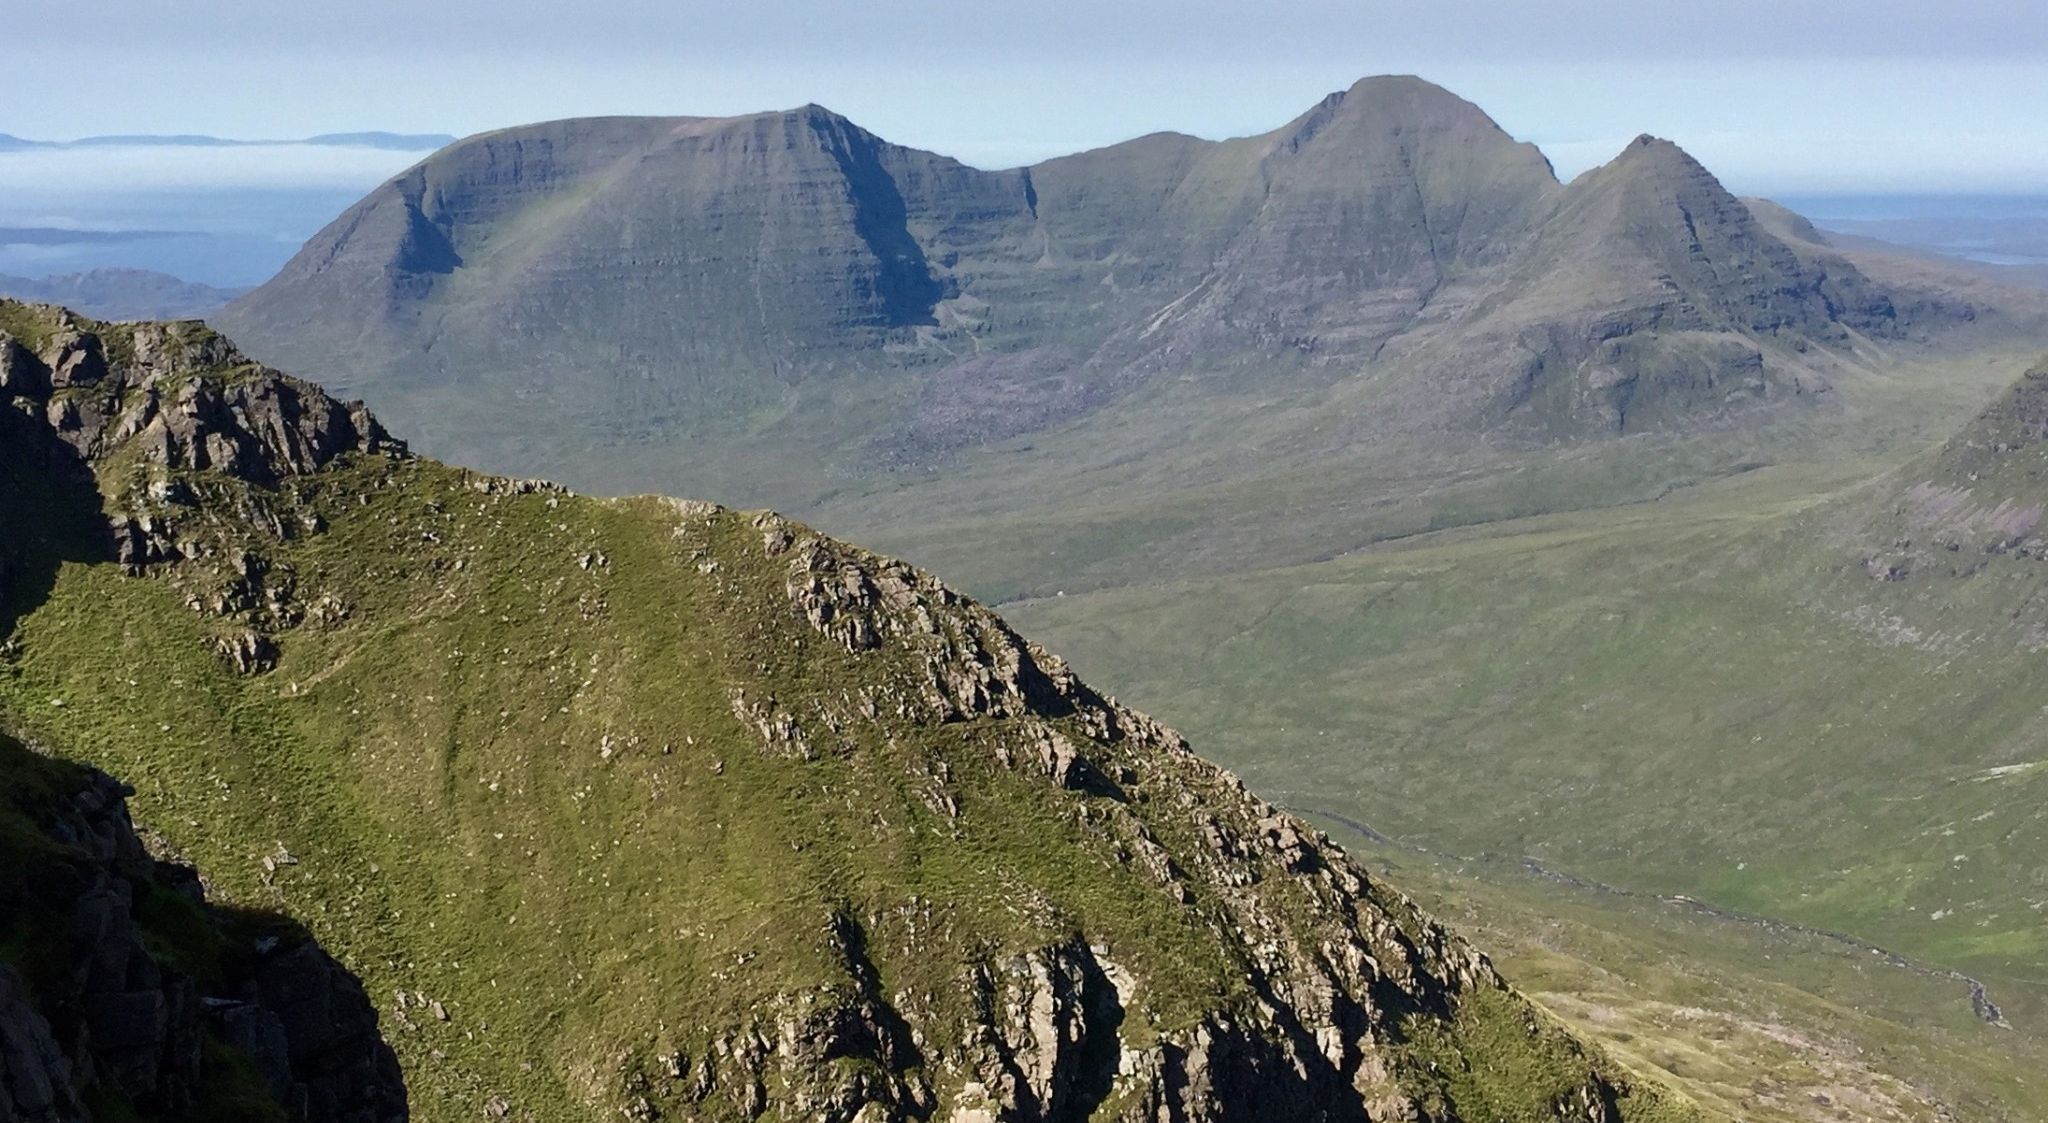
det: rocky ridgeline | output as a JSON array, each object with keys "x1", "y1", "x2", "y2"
[
  {"x1": 1, "y1": 300, "x2": 1682, "y2": 1121},
  {"x1": 0, "y1": 305, "x2": 396, "y2": 482},
  {"x1": 591, "y1": 509, "x2": 1655, "y2": 1121},
  {"x1": 1, "y1": 301, "x2": 403, "y2": 674},
  {"x1": 0, "y1": 743, "x2": 405, "y2": 1121}
]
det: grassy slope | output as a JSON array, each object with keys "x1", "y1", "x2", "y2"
[
  {"x1": 3, "y1": 460, "x2": 1183, "y2": 1116},
  {"x1": 1352, "y1": 843, "x2": 2048, "y2": 1123},
  {"x1": 0, "y1": 431, "x2": 1695, "y2": 1121},
  {"x1": 1003, "y1": 448, "x2": 2048, "y2": 1120}
]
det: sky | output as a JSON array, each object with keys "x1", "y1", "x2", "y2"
[
  {"x1": 3, "y1": 0, "x2": 2048, "y2": 286},
  {"x1": 1, "y1": 0, "x2": 2045, "y2": 194}
]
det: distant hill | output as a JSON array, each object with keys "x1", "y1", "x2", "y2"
[
  {"x1": 1818, "y1": 355, "x2": 2048, "y2": 648},
  {"x1": 300, "y1": 131, "x2": 458, "y2": 150},
  {"x1": 0, "y1": 130, "x2": 454, "y2": 150},
  {"x1": 0, "y1": 267, "x2": 247, "y2": 319},
  {"x1": 218, "y1": 76, "x2": 2004, "y2": 513}
]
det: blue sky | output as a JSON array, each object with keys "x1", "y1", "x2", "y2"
[
  {"x1": 2, "y1": 0, "x2": 2045, "y2": 200},
  {"x1": 4, "y1": 0, "x2": 2048, "y2": 286}
]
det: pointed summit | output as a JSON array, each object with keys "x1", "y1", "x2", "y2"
[
  {"x1": 1272, "y1": 73, "x2": 1555, "y2": 170},
  {"x1": 1130, "y1": 74, "x2": 1561, "y2": 350},
  {"x1": 1590, "y1": 134, "x2": 1728, "y2": 197},
  {"x1": 1537, "y1": 131, "x2": 1856, "y2": 335},
  {"x1": 1336, "y1": 73, "x2": 1525, "y2": 125},
  {"x1": 1439, "y1": 134, "x2": 1902, "y2": 436}
]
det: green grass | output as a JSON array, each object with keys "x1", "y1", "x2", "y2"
[
  {"x1": 1358, "y1": 839, "x2": 2048, "y2": 1123},
  {"x1": 1, "y1": 422, "x2": 1697, "y2": 1121},
  {"x1": 999, "y1": 444, "x2": 2048, "y2": 1119}
]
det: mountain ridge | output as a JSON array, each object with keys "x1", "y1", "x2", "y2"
[
  {"x1": 217, "y1": 75, "x2": 1977, "y2": 510},
  {"x1": 0, "y1": 297, "x2": 1701, "y2": 1121}
]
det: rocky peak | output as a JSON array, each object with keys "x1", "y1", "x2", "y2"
[
  {"x1": 1523, "y1": 132, "x2": 1895, "y2": 340},
  {"x1": 0, "y1": 301, "x2": 401, "y2": 481},
  {"x1": 1567, "y1": 135, "x2": 1755, "y2": 244},
  {"x1": 1611, "y1": 133, "x2": 1705, "y2": 171},
  {"x1": 1333, "y1": 73, "x2": 1538, "y2": 134}
]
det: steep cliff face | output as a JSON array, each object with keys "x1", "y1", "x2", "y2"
[
  {"x1": 0, "y1": 732, "x2": 406, "y2": 1122},
  {"x1": 0, "y1": 303, "x2": 395, "y2": 477},
  {"x1": 0, "y1": 299, "x2": 1701, "y2": 1121}
]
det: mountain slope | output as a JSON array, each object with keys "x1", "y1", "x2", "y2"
[
  {"x1": 0, "y1": 730, "x2": 406, "y2": 1122},
  {"x1": 1815, "y1": 357, "x2": 2048, "y2": 649},
  {"x1": 998, "y1": 359, "x2": 2048, "y2": 1120},
  {"x1": 1380, "y1": 135, "x2": 1907, "y2": 438},
  {"x1": 0, "y1": 300, "x2": 1698, "y2": 1121},
  {"x1": 217, "y1": 77, "x2": 1970, "y2": 512}
]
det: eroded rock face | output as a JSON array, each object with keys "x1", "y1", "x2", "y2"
[
  {"x1": 0, "y1": 311, "x2": 399, "y2": 479},
  {"x1": 593, "y1": 512, "x2": 1647, "y2": 1122},
  {"x1": 2, "y1": 303, "x2": 405, "y2": 677},
  {"x1": 0, "y1": 748, "x2": 407, "y2": 1122}
]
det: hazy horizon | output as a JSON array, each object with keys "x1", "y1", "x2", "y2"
[
  {"x1": 5, "y1": 0, "x2": 2048, "y2": 194},
  {"x1": 6, "y1": 1, "x2": 2048, "y2": 286}
]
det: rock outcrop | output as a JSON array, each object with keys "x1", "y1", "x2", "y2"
[
  {"x1": 1, "y1": 302, "x2": 403, "y2": 673},
  {"x1": 0, "y1": 306, "x2": 398, "y2": 481},
  {"x1": 601, "y1": 511, "x2": 1666, "y2": 1122},
  {"x1": 0, "y1": 734, "x2": 407, "y2": 1121}
]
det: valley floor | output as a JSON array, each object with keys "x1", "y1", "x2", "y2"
[
  {"x1": 942, "y1": 352, "x2": 2048, "y2": 1121},
  {"x1": 1374, "y1": 845, "x2": 2048, "y2": 1123}
]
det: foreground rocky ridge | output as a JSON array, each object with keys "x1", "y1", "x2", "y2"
[
  {"x1": 0, "y1": 732, "x2": 405, "y2": 1122},
  {"x1": 0, "y1": 300, "x2": 1697, "y2": 1121}
]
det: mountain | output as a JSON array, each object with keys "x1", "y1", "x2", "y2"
[
  {"x1": 0, "y1": 731, "x2": 406, "y2": 1121},
  {"x1": 0, "y1": 268, "x2": 248, "y2": 320},
  {"x1": 219, "y1": 76, "x2": 1986, "y2": 510},
  {"x1": 0, "y1": 298, "x2": 1697, "y2": 1121},
  {"x1": 1408, "y1": 136, "x2": 1901, "y2": 435}
]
